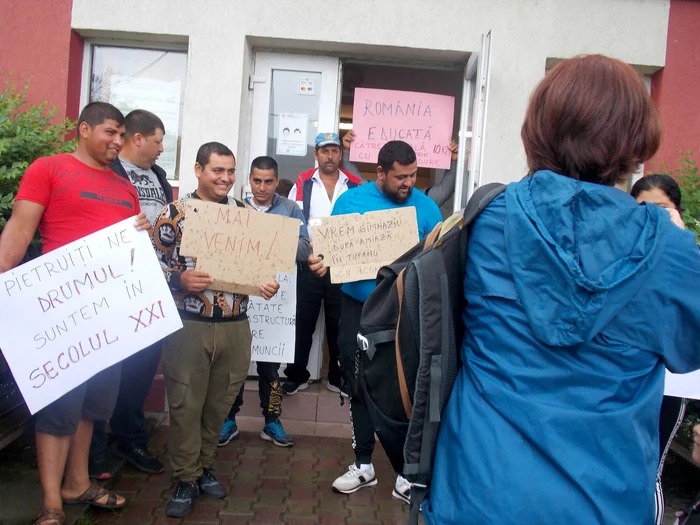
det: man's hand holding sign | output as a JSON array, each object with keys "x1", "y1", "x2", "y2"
[
  {"x1": 179, "y1": 200, "x2": 296, "y2": 297},
  {"x1": 308, "y1": 208, "x2": 419, "y2": 283},
  {"x1": 0, "y1": 217, "x2": 182, "y2": 414}
]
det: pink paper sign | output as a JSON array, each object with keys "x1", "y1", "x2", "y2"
[{"x1": 350, "y1": 88, "x2": 455, "y2": 170}]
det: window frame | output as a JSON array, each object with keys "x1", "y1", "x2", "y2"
[{"x1": 80, "y1": 38, "x2": 188, "y2": 185}]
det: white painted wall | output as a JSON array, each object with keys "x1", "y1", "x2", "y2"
[{"x1": 72, "y1": 0, "x2": 670, "y2": 193}]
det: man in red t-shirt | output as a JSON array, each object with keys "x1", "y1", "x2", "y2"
[{"x1": 0, "y1": 102, "x2": 150, "y2": 525}]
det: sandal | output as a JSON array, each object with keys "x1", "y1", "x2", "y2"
[
  {"x1": 34, "y1": 508, "x2": 65, "y2": 525},
  {"x1": 63, "y1": 481, "x2": 126, "y2": 510}
]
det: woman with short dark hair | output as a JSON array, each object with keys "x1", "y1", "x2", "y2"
[
  {"x1": 631, "y1": 173, "x2": 688, "y2": 525},
  {"x1": 423, "y1": 55, "x2": 700, "y2": 524}
]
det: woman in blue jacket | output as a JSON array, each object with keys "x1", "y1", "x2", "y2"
[{"x1": 424, "y1": 55, "x2": 700, "y2": 524}]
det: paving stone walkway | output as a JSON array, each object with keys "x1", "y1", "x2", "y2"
[{"x1": 88, "y1": 427, "x2": 411, "y2": 525}]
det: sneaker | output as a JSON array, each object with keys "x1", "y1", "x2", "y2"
[
  {"x1": 326, "y1": 381, "x2": 349, "y2": 398},
  {"x1": 218, "y1": 418, "x2": 239, "y2": 446},
  {"x1": 166, "y1": 481, "x2": 199, "y2": 517},
  {"x1": 111, "y1": 442, "x2": 164, "y2": 474},
  {"x1": 282, "y1": 381, "x2": 308, "y2": 395},
  {"x1": 332, "y1": 463, "x2": 378, "y2": 494},
  {"x1": 197, "y1": 468, "x2": 227, "y2": 499},
  {"x1": 88, "y1": 452, "x2": 114, "y2": 480},
  {"x1": 261, "y1": 420, "x2": 294, "y2": 447},
  {"x1": 392, "y1": 475, "x2": 411, "y2": 505}
]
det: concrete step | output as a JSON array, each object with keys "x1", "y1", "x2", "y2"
[{"x1": 235, "y1": 379, "x2": 352, "y2": 438}]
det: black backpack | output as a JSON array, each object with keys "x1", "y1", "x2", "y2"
[{"x1": 356, "y1": 183, "x2": 506, "y2": 523}]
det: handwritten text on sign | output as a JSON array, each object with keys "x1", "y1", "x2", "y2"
[
  {"x1": 0, "y1": 219, "x2": 182, "y2": 414},
  {"x1": 248, "y1": 270, "x2": 296, "y2": 364},
  {"x1": 179, "y1": 200, "x2": 300, "y2": 296},
  {"x1": 350, "y1": 88, "x2": 455, "y2": 170},
  {"x1": 310, "y1": 207, "x2": 419, "y2": 283}
]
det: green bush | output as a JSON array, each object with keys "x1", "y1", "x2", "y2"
[{"x1": 0, "y1": 79, "x2": 77, "y2": 253}]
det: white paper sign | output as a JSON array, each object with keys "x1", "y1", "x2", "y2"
[
  {"x1": 276, "y1": 113, "x2": 308, "y2": 157},
  {"x1": 298, "y1": 77, "x2": 315, "y2": 95},
  {"x1": 665, "y1": 369, "x2": 700, "y2": 400},
  {"x1": 0, "y1": 219, "x2": 182, "y2": 414},
  {"x1": 247, "y1": 269, "x2": 296, "y2": 364}
]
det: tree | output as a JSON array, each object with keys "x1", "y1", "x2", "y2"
[{"x1": 0, "y1": 78, "x2": 77, "y2": 257}]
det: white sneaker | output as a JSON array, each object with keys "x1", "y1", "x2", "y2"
[
  {"x1": 392, "y1": 474, "x2": 411, "y2": 505},
  {"x1": 326, "y1": 381, "x2": 349, "y2": 398},
  {"x1": 332, "y1": 463, "x2": 377, "y2": 494}
]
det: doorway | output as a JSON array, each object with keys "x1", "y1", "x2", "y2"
[
  {"x1": 338, "y1": 62, "x2": 464, "y2": 215},
  {"x1": 245, "y1": 34, "x2": 492, "y2": 380}
]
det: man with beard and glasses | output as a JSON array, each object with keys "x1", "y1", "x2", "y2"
[
  {"x1": 306, "y1": 140, "x2": 441, "y2": 501},
  {"x1": 283, "y1": 133, "x2": 363, "y2": 396}
]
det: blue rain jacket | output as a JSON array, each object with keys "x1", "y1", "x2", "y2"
[{"x1": 423, "y1": 170, "x2": 700, "y2": 525}]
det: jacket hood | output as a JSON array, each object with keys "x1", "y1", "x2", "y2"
[{"x1": 504, "y1": 170, "x2": 670, "y2": 347}]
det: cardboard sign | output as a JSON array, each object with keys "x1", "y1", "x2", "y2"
[
  {"x1": 310, "y1": 207, "x2": 419, "y2": 283},
  {"x1": 248, "y1": 269, "x2": 297, "y2": 364},
  {"x1": 0, "y1": 218, "x2": 182, "y2": 415},
  {"x1": 180, "y1": 200, "x2": 300, "y2": 296},
  {"x1": 350, "y1": 88, "x2": 455, "y2": 169}
]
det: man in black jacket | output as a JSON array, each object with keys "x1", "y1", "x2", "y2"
[{"x1": 89, "y1": 109, "x2": 173, "y2": 479}]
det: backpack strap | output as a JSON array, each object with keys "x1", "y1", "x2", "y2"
[
  {"x1": 357, "y1": 330, "x2": 395, "y2": 361},
  {"x1": 463, "y1": 182, "x2": 507, "y2": 225},
  {"x1": 405, "y1": 368, "x2": 440, "y2": 524},
  {"x1": 395, "y1": 269, "x2": 413, "y2": 420},
  {"x1": 405, "y1": 183, "x2": 508, "y2": 525},
  {"x1": 423, "y1": 222, "x2": 442, "y2": 248},
  {"x1": 459, "y1": 183, "x2": 507, "y2": 269}
]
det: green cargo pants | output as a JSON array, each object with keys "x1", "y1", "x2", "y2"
[{"x1": 162, "y1": 318, "x2": 252, "y2": 481}]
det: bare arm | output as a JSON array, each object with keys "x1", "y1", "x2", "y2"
[{"x1": 0, "y1": 200, "x2": 44, "y2": 273}]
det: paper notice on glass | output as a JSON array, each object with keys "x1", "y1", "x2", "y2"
[
  {"x1": 298, "y1": 77, "x2": 315, "y2": 95},
  {"x1": 276, "y1": 113, "x2": 308, "y2": 157}
]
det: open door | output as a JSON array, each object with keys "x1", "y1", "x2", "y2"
[
  {"x1": 247, "y1": 51, "x2": 343, "y2": 381},
  {"x1": 453, "y1": 31, "x2": 493, "y2": 212},
  {"x1": 249, "y1": 53, "x2": 342, "y2": 184}
]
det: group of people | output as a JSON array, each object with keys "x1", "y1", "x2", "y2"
[
  {"x1": 1, "y1": 51, "x2": 699, "y2": 525},
  {"x1": 0, "y1": 93, "x2": 459, "y2": 523}
]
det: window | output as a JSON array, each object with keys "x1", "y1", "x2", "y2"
[{"x1": 88, "y1": 45, "x2": 187, "y2": 180}]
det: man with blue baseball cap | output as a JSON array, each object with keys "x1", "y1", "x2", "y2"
[{"x1": 283, "y1": 132, "x2": 363, "y2": 396}]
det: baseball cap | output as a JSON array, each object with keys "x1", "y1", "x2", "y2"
[{"x1": 315, "y1": 132, "x2": 341, "y2": 148}]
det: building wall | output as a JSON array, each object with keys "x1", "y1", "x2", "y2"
[
  {"x1": 0, "y1": 0, "x2": 82, "y2": 121},
  {"x1": 651, "y1": 0, "x2": 700, "y2": 170},
  {"x1": 71, "y1": 0, "x2": 671, "y2": 194}
]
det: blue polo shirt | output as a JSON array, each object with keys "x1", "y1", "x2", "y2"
[{"x1": 331, "y1": 182, "x2": 443, "y2": 303}]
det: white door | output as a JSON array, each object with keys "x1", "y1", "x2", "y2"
[
  {"x1": 453, "y1": 31, "x2": 493, "y2": 211},
  {"x1": 247, "y1": 52, "x2": 342, "y2": 380},
  {"x1": 248, "y1": 52, "x2": 342, "y2": 184}
]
